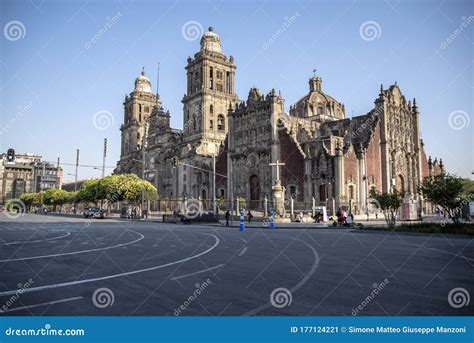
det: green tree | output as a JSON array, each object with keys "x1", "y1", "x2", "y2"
[
  {"x1": 419, "y1": 174, "x2": 468, "y2": 223},
  {"x1": 19, "y1": 192, "x2": 42, "y2": 211},
  {"x1": 77, "y1": 179, "x2": 105, "y2": 205},
  {"x1": 460, "y1": 178, "x2": 474, "y2": 197},
  {"x1": 116, "y1": 174, "x2": 157, "y2": 205},
  {"x1": 43, "y1": 189, "x2": 73, "y2": 212},
  {"x1": 369, "y1": 188, "x2": 404, "y2": 228}
]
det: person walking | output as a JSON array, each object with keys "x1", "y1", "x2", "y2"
[
  {"x1": 225, "y1": 210, "x2": 230, "y2": 227},
  {"x1": 247, "y1": 210, "x2": 253, "y2": 222}
]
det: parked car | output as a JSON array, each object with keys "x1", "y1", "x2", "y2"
[{"x1": 83, "y1": 207, "x2": 105, "y2": 219}]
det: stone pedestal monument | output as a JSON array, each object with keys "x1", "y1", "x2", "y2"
[{"x1": 269, "y1": 160, "x2": 287, "y2": 219}]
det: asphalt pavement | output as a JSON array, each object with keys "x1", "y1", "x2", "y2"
[{"x1": 0, "y1": 213, "x2": 472, "y2": 316}]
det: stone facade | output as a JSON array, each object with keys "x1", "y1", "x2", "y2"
[{"x1": 115, "y1": 27, "x2": 443, "y2": 214}]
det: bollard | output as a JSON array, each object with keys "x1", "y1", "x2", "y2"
[
  {"x1": 269, "y1": 210, "x2": 275, "y2": 231},
  {"x1": 239, "y1": 209, "x2": 245, "y2": 232}
]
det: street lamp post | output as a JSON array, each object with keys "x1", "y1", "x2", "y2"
[
  {"x1": 141, "y1": 119, "x2": 149, "y2": 219},
  {"x1": 67, "y1": 172, "x2": 78, "y2": 213}
]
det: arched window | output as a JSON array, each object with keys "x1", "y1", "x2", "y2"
[
  {"x1": 210, "y1": 120, "x2": 214, "y2": 129},
  {"x1": 210, "y1": 105, "x2": 213, "y2": 114},
  {"x1": 217, "y1": 114, "x2": 225, "y2": 130},
  {"x1": 137, "y1": 132, "x2": 140, "y2": 141},
  {"x1": 317, "y1": 106, "x2": 323, "y2": 115}
]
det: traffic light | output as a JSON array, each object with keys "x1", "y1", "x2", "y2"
[
  {"x1": 6, "y1": 149, "x2": 15, "y2": 163},
  {"x1": 172, "y1": 156, "x2": 179, "y2": 168}
]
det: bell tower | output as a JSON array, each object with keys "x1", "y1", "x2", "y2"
[
  {"x1": 182, "y1": 26, "x2": 238, "y2": 156},
  {"x1": 117, "y1": 68, "x2": 157, "y2": 173}
]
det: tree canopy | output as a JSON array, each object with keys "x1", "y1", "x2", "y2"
[
  {"x1": 369, "y1": 188, "x2": 404, "y2": 228},
  {"x1": 419, "y1": 173, "x2": 468, "y2": 223},
  {"x1": 76, "y1": 174, "x2": 157, "y2": 206}
]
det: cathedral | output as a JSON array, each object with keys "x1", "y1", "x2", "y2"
[{"x1": 115, "y1": 27, "x2": 443, "y2": 217}]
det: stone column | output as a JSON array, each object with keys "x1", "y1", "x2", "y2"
[
  {"x1": 358, "y1": 152, "x2": 367, "y2": 213},
  {"x1": 304, "y1": 159, "x2": 312, "y2": 205},
  {"x1": 334, "y1": 145, "x2": 344, "y2": 209}
]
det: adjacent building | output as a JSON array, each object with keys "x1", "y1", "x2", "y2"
[{"x1": 0, "y1": 153, "x2": 63, "y2": 203}]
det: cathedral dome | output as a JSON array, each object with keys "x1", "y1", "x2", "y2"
[
  {"x1": 200, "y1": 27, "x2": 222, "y2": 53},
  {"x1": 134, "y1": 68, "x2": 152, "y2": 93},
  {"x1": 291, "y1": 71, "x2": 345, "y2": 121}
]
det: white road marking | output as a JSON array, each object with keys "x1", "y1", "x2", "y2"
[
  {"x1": 0, "y1": 233, "x2": 220, "y2": 297},
  {"x1": 1, "y1": 232, "x2": 71, "y2": 246},
  {"x1": 400, "y1": 241, "x2": 474, "y2": 262},
  {"x1": 0, "y1": 230, "x2": 144, "y2": 263},
  {"x1": 238, "y1": 246, "x2": 248, "y2": 256},
  {"x1": 0, "y1": 296, "x2": 83, "y2": 313},
  {"x1": 171, "y1": 264, "x2": 224, "y2": 281},
  {"x1": 243, "y1": 236, "x2": 321, "y2": 316}
]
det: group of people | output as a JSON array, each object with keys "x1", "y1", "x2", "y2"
[
  {"x1": 128, "y1": 207, "x2": 139, "y2": 220},
  {"x1": 335, "y1": 208, "x2": 354, "y2": 226}
]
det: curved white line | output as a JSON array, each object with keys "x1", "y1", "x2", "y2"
[
  {"x1": 0, "y1": 233, "x2": 220, "y2": 297},
  {"x1": 243, "y1": 236, "x2": 320, "y2": 316},
  {"x1": 0, "y1": 230, "x2": 144, "y2": 263},
  {"x1": 400, "y1": 241, "x2": 474, "y2": 262},
  {"x1": 0, "y1": 296, "x2": 83, "y2": 313},
  {"x1": 171, "y1": 263, "x2": 224, "y2": 280},
  {"x1": 1, "y1": 232, "x2": 71, "y2": 246}
]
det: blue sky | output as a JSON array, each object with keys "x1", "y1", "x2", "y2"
[{"x1": 1, "y1": 0, "x2": 472, "y2": 181}]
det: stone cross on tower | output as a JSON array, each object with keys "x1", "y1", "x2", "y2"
[{"x1": 269, "y1": 160, "x2": 286, "y2": 184}]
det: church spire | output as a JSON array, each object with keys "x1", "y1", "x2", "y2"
[{"x1": 309, "y1": 68, "x2": 322, "y2": 92}]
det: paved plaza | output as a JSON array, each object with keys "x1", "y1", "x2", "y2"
[{"x1": 0, "y1": 214, "x2": 472, "y2": 316}]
